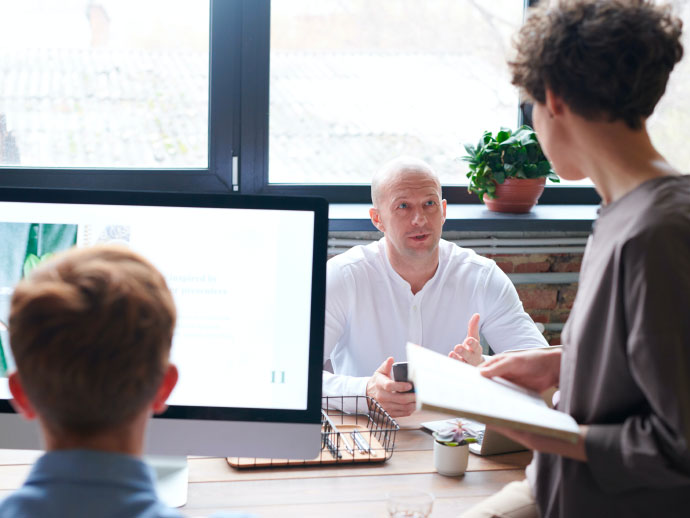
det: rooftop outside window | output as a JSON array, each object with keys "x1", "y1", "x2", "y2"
[
  {"x1": 0, "y1": 0, "x2": 210, "y2": 169},
  {"x1": 268, "y1": 0, "x2": 523, "y2": 186}
]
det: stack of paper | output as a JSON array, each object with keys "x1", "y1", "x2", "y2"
[{"x1": 406, "y1": 343, "x2": 579, "y2": 443}]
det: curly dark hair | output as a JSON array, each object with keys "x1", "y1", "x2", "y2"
[{"x1": 510, "y1": 0, "x2": 683, "y2": 129}]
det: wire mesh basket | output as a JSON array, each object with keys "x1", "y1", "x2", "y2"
[{"x1": 227, "y1": 395, "x2": 399, "y2": 468}]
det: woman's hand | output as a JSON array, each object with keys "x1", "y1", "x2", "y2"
[
  {"x1": 488, "y1": 424, "x2": 589, "y2": 462},
  {"x1": 479, "y1": 347, "x2": 562, "y2": 393}
]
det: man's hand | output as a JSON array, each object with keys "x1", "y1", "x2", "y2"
[
  {"x1": 449, "y1": 313, "x2": 483, "y2": 366},
  {"x1": 366, "y1": 357, "x2": 416, "y2": 417},
  {"x1": 479, "y1": 348, "x2": 562, "y2": 393},
  {"x1": 488, "y1": 424, "x2": 589, "y2": 462}
]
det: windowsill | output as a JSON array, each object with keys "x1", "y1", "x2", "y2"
[{"x1": 328, "y1": 204, "x2": 598, "y2": 232}]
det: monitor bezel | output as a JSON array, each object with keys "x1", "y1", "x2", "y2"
[{"x1": 0, "y1": 187, "x2": 328, "y2": 426}]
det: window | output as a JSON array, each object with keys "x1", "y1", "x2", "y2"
[
  {"x1": 0, "y1": 0, "x2": 210, "y2": 169},
  {"x1": 0, "y1": 0, "x2": 236, "y2": 193},
  {"x1": 9, "y1": 0, "x2": 690, "y2": 206},
  {"x1": 268, "y1": 1, "x2": 523, "y2": 187},
  {"x1": 648, "y1": 0, "x2": 690, "y2": 175}
]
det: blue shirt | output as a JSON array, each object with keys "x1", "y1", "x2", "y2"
[{"x1": 0, "y1": 449, "x2": 181, "y2": 518}]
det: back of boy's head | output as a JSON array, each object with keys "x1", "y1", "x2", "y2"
[
  {"x1": 9, "y1": 245, "x2": 176, "y2": 437},
  {"x1": 511, "y1": 0, "x2": 684, "y2": 129}
]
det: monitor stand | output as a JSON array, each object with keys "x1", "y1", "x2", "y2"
[{"x1": 145, "y1": 455, "x2": 189, "y2": 508}]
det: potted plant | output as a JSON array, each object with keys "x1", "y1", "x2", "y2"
[
  {"x1": 462, "y1": 125, "x2": 559, "y2": 213},
  {"x1": 432, "y1": 422, "x2": 477, "y2": 477}
]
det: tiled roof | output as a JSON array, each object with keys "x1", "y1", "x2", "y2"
[
  {"x1": 0, "y1": 48, "x2": 208, "y2": 168},
  {"x1": 269, "y1": 51, "x2": 518, "y2": 184},
  {"x1": 0, "y1": 48, "x2": 518, "y2": 184}
]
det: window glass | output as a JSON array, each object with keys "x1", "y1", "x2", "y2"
[
  {"x1": 269, "y1": 0, "x2": 523, "y2": 186},
  {"x1": 552, "y1": 0, "x2": 690, "y2": 188},
  {"x1": 0, "y1": 0, "x2": 210, "y2": 169},
  {"x1": 649, "y1": 0, "x2": 690, "y2": 175}
]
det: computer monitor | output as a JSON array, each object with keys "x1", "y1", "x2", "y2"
[{"x1": 0, "y1": 188, "x2": 327, "y2": 498}]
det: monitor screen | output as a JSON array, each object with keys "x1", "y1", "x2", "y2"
[{"x1": 0, "y1": 189, "x2": 327, "y2": 459}]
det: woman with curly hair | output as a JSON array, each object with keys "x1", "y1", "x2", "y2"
[{"x1": 462, "y1": 1, "x2": 690, "y2": 517}]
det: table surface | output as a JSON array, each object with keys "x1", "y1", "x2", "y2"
[{"x1": 0, "y1": 411, "x2": 531, "y2": 517}]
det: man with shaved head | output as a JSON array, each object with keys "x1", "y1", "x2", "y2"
[{"x1": 323, "y1": 156, "x2": 547, "y2": 417}]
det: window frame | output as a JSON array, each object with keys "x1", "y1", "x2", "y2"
[
  {"x1": 0, "y1": 0, "x2": 241, "y2": 194},
  {"x1": 0, "y1": 0, "x2": 600, "y2": 205},
  {"x1": 242, "y1": 0, "x2": 599, "y2": 205}
]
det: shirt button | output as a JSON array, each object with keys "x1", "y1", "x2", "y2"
[{"x1": 412, "y1": 305, "x2": 418, "y2": 311}]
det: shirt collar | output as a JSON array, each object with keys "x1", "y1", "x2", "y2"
[
  {"x1": 378, "y1": 238, "x2": 410, "y2": 289},
  {"x1": 378, "y1": 237, "x2": 444, "y2": 296},
  {"x1": 26, "y1": 449, "x2": 156, "y2": 492}
]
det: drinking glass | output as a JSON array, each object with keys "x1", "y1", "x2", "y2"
[{"x1": 386, "y1": 490, "x2": 434, "y2": 518}]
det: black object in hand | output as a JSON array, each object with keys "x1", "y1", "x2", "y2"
[{"x1": 392, "y1": 361, "x2": 415, "y2": 393}]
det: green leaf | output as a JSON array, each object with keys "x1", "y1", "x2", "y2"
[
  {"x1": 463, "y1": 123, "x2": 553, "y2": 202},
  {"x1": 496, "y1": 130, "x2": 511, "y2": 143},
  {"x1": 0, "y1": 334, "x2": 7, "y2": 377},
  {"x1": 523, "y1": 164, "x2": 537, "y2": 177},
  {"x1": 525, "y1": 143, "x2": 539, "y2": 163},
  {"x1": 498, "y1": 136, "x2": 519, "y2": 148},
  {"x1": 503, "y1": 147, "x2": 517, "y2": 164},
  {"x1": 487, "y1": 154, "x2": 502, "y2": 171},
  {"x1": 537, "y1": 160, "x2": 552, "y2": 176},
  {"x1": 23, "y1": 254, "x2": 41, "y2": 278},
  {"x1": 519, "y1": 130, "x2": 537, "y2": 146},
  {"x1": 515, "y1": 147, "x2": 527, "y2": 165}
]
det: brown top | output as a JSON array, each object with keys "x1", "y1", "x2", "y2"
[{"x1": 528, "y1": 175, "x2": 690, "y2": 517}]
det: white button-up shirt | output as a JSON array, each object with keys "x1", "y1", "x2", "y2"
[{"x1": 323, "y1": 238, "x2": 548, "y2": 396}]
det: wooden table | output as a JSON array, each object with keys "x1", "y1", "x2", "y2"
[{"x1": 0, "y1": 411, "x2": 531, "y2": 517}]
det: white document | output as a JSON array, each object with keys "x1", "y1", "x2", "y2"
[{"x1": 407, "y1": 343, "x2": 580, "y2": 443}]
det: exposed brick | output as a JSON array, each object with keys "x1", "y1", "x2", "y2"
[
  {"x1": 551, "y1": 254, "x2": 583, "y2": 273},
  {"x1": 546, "y1": 309, "x2": 572, "y2": 324},
  {"x1": 518, "y1": 254, "x2": 551, "y2": 265},
  {"x1": 557, "y1": 285, "x2": 579, "y2": 310},
  {"x1": 528, "y1": 310, "x2": 549, "y2": 324},
  {"x1": 517, "y1": 285, "x2": 558, "y2": 310},
  {"x1": 487, "y1": 252, "x2": 583, "y2": 273},
  {"x1": 515, "y1": 261, "x2": 551, "y2": 273},
  {"x1": 552, "y1": 261, "x2": 582, "y2": 273},
  {"x1": 527, "y1": 309, "x2": 570, "y2": 324},
  {"x1": 547, "y1": 333, "x2": 562, "y2": 346},
  {"x1": 494, "y1": 261, "x2": 514, "y2": 273},
  {"x1": 542, "y1": 330, "x2": 562, "y2": 345}
]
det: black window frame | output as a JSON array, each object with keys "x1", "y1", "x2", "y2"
[
  {"x1": 0, "y1": 0, "x2": 600, "y2": 205},
  {"x1": 243, "y1": 0, "x2": 599, "y2": 204},
  {"x1": 0, "y1": 0, "x2": 242, "y2": 194}
]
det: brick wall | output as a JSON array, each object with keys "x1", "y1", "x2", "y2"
[
  {"x1": 485, "y1": 253, "x2": 583, "y2": 345},
  {"x1": 487, "y1": 253, "x2": 582, "y2": 274}
]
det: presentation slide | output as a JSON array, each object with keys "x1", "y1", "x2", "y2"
[{"x1": 0, "y1": 201, "x2": 314, "y2": 411}]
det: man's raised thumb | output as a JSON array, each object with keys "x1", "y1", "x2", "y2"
[
  {"x1": 376, "y1": 357, "x2": 395, "y2": 377},
  {"x1": 468, "y1": 313, "x2": 480, "y2": 341}
]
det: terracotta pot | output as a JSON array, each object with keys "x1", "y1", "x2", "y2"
[{"x1": 482, "y1": 177, "x2": 547, "y2": 214}]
